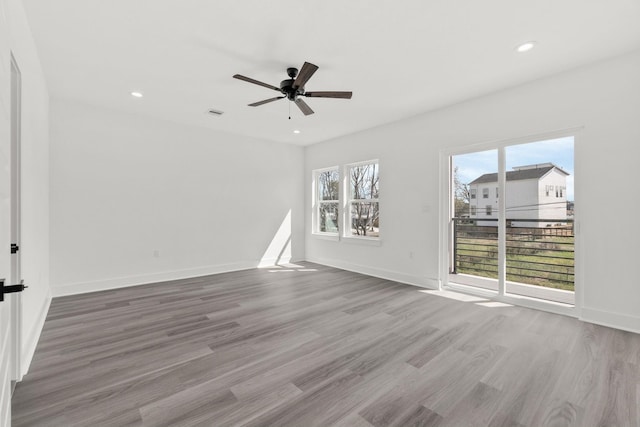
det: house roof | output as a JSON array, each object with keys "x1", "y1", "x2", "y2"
[{"x1": 470, "y1": 164, "x2": 569, "y2": 185}]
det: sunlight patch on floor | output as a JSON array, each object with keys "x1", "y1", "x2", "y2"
[
  {"x1": 419, "y1": 289, "x2": 487, "y2": 302},
  {"x1": 475, "y1": 301, "x2": 513, "y2": 308},
  {"x1": 266, "y1": 263, "x2": 318, "y2": 273},
  {"x1": 419, "y1": 289, "x2": 513, "y2": 308}
]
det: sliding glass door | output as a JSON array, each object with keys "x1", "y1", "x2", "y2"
[{"x1": 448, "y1": 136, "x2": 575, "y2": 305}]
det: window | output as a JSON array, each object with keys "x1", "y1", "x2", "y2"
[
  {"x1": 496, "y1": 187, "x2": 499, "y2": 198},
  {"x1": 483, "y1": 188, "x2": 489, "y2": 199},
  {"x1": 486, "y1": 205, "x2": 492, "y2": 216},
  {"x1": 314, "y1": 168, "x2": 339, "y2": 234},
  {"x1": 556, "y1": 186, "x2": 559, "y2": 197},
  {"x1": 470, "y1": 205, "x2": 477, "y2": 215},
  {"x1": 470, "y1": 188, "x2": 477, "y2": 199},
  {"x1": 347, "y1": 161, "x2": 379, "y2": 238},
  {"x1": 545, "y1": 185, "x2": 551, "y2": 197}
]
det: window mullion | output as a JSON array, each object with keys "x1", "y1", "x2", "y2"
[{"x1": 498, "y1": 147, "x2": 506, "y2": 296}]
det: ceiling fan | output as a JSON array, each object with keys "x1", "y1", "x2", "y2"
[{"x1": 233, "y1": 61, "x2": 352, "y2": 117}]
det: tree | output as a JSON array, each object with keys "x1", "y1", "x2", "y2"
[
  {"x1": 454, "y1": 166, "x2": 470, "y2": 217},
  {"x1": 318, "y1": 171, "x2": 339, "y2": 232},
  {"x1": 318, "y1": 171, "x2": 339, "y2": 200}
]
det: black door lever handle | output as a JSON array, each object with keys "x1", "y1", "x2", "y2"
[{"x1": 0, "y1": 279, "x2": 28, "y2": 302}]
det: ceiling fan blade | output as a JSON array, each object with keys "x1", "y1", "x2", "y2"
[
  {"x1": 233, "y1": 74, "x2": 281, "y2": 92},
  {"x1": 304, "y1": 91, "x2": 353, "y2": 99},
  {"x1": 295, "y1": 98, "x2": 314, "y2": 116},
  {"x1": 248, "y1": 96, "x2": 285, "y2": 107},
  {"x1": 292, "y1": 62, "x2": 319, "y2": 89}
]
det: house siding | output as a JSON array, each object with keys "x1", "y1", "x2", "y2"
[{"x1": 469, "y1": 168, "x2": 568, "y2": 227}]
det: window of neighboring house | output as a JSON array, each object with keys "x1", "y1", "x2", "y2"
[
  {"x1": 470, "y1": 189, "x2": 477, "y2": 199},
  {"x1": 346, "y1": 161, "x2": 379, "y2": 238},
  {"x1": 496, "y1": 187, "x2": 499, "y2": 198},
  {"x1": 483, "y1": 188, "x2": 489, "y2": 198},
  {"x1": 559, "y1": 186, "x2": 564, "y2": 197},
  {"x1": 556, "y1": 186, "x2": 559, "y2": 197},
  {"x1": 314, "y1": 168, "x2": 339, "y2": 234},
  {"x1": 545, "y1": 185, "x2": 551, "y2": 197},
  {"x1": 486, "y1": 205, "x2": 492, "y2": 216},
  {"x1": 470, "y1": 205, "x2": 477, "y2": 215}
]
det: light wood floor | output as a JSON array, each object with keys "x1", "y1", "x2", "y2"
[{"x1": 12, "y1": 262, "x2": 640, "y2": 426}]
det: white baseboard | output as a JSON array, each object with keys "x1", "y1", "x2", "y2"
[
  {"x1": 306, "y1": 256, "x2": 439, "y2": 290},
  {"x1": 21, "y1": 290, "x2": 52, "y2": 378},
  {"x1": 1, "y1": 328, "x2": 10, "y2": 412},
  {"x1": 580, "y1": 307, "x2": 640, "y2": 334},
  {"x1": 51, "y1": 258, "x2": 307, "y2": 298},
  {"x1": 51, "y1": 261, "x2": 261, "y2": 297}
]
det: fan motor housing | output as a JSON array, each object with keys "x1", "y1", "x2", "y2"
[{"x1": 280, "y1": 79, "x2": 303, "y2": 100}]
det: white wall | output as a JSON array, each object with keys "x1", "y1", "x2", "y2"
[
  {"x1": 0, "y1": 0, "x2": 51, "y2": 379},
  {"x1": 305, "y1": 49, "x2": 640, "y2": 333},
  {"x1": 50, "y1": 99, "x2": 305, "y2": 295}
]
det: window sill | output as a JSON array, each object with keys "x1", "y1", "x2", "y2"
[
  {"x1": 341, "y1": 236, "x2": 382, "y2": 246},
  {"x1": 311, "y1": 232, "x2": 339, "y2": 241}
]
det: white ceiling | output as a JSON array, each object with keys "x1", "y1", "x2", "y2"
[{"x1": 22, "y1": 0, "x2": 640, "y2": 146}]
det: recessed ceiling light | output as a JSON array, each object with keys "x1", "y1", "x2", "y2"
[
  {"x1": 130, "y1": 91, "x2": 143, "y2": 98},
  {"x1": 293, "y1": 130, "x2": 301, "y2": 134},
  {"x1": 516, "y1": 41, "x2": 536, "y2": 53}
]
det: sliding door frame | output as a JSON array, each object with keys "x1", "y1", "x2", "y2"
[{"x1": 439, "y1": 127, "x2": 583, "y2": 318}]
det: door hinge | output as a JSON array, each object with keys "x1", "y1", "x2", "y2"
[
  {"x1": 11, "y1": 243, "x2": 19, "y2": 254},
  {"x1": 0, "y1": 279, "x2": 27, "y2": 302}
]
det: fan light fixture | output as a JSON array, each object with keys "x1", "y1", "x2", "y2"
[
  {"x1": 293, "y1": 130, "x2": 301, "y2": 134},
  {"x1": 130, "y1": 91, "x2": 143, "y2": 98},
  {"x1": 516, "y1": 41, "x2": 536, "y2": 53}
]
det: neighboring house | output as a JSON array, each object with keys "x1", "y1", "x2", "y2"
[{"x1": 468, "y1": 163, "x2": 569, "y2": 227}]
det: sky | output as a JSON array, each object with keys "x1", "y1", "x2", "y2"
[{"x1": 453, "y1": 136, "x2": 574, "y2": 200}]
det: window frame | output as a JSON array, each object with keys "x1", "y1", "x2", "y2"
[
  {"x1": 312, "y1": 166, "x2": 340, "y2": 238},
  {"x1": 441, "y1": 127, "x2": 580, "y2": 318},
  {"x1": 344, "y1": 160, "x2": 380, "y2": 241}
]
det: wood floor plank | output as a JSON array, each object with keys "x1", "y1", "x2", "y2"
[
  {"x1": 438, "y1": 381, "x2": 504, "y2": 427},
  {"x1": 11, "y1": 262, "x2": 640, "y2": 426}
]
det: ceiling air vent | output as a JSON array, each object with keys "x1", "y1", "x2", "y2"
[{"x1": 207, "y1": 108, "x2": 224, "y2": 117}]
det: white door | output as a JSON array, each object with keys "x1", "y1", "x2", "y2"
[
  {"x1": 9, "y1": 55, "x2": 23, "y2": 383},
  {"x1": 0, "y1": 53, "x2": 23, "y2": 427}
]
